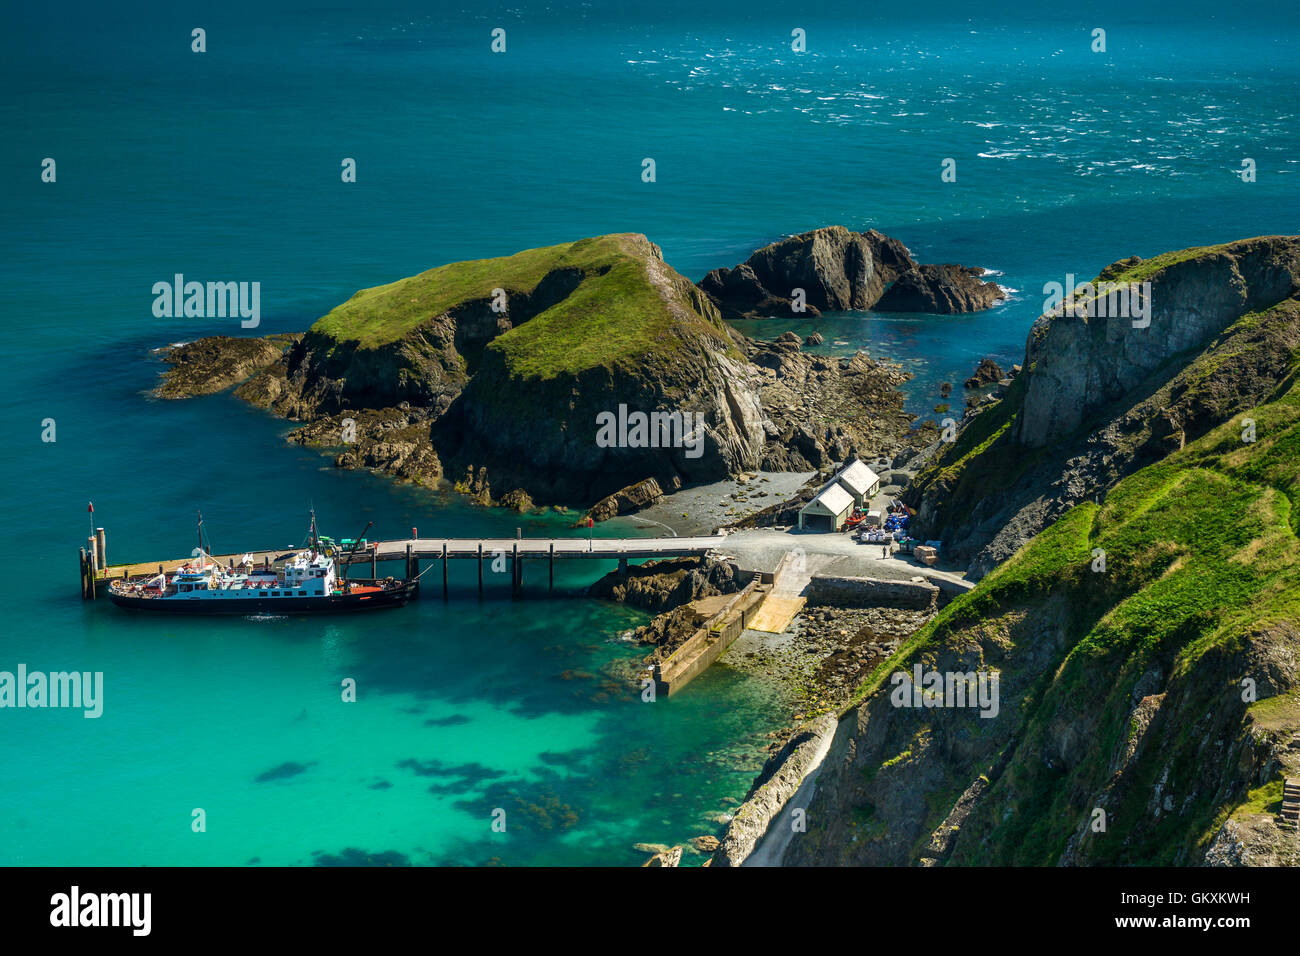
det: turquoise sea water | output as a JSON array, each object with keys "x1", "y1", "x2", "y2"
[{"x1": 2, "y1": 0, "x2": 1298, "y2": 865}]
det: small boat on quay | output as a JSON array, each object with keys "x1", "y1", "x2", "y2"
[{"x1": 107, "y1": 511, "x2": 419, "y2": 615}]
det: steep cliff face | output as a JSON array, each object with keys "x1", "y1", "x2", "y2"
[
  {"x1": 908, "y1": 236, "x2": 1300, "y2": 578},
  {"x1": 433, "y1": 234, "x2": 769, "y2": 503},
  {"x1": 786, "y1": 370, "x2": 1300, "y2": 866},
  {"x1": 698, "y1": 225, "x2": 1003, "y2": 319},
  {"x1": 1017, "y1": 236, "x2": 1300, "y2": 448}
]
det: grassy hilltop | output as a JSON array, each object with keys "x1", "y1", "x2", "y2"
[{"x1": 309, "y1": 233, "x2": 737, "y2": 378}]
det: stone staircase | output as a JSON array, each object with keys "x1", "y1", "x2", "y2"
[{"x1": 1280, "y1": 778, "x2": 1299, "y2": 831}]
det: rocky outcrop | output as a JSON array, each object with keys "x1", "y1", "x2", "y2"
[
  {"x1": 874, "y1": 264, "x2": 1005, "y2": 314},
  {"x1": 1017, "y1": 235, "x2": 1300, "y2": 449},
  {"x1": 641, "y1": 846, "x2": 683, "y2": 867},
  {"x1": 154, "y1": 334, "x2": 300, "y2": 399},
  {"x1": 581, "y1": 478, "x2": 668, "y2": 525},
  {"x1": 698, "y1": 226, "x2": 1003, "y2": 320},
  {"x1": 286, "y1": 407, "x2": 443, "y2": 487},
  {"x1": 587, "y1": 556, "x2": 740, "y2": 614},
  {"x1": 963, "y1": 357, "x2": 1003, "y2": 390}
]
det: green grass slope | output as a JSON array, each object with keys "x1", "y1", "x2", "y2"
[
  {"x1": 832, "y1": 362, "x2": 1300, "y2": 865},
  {"x1": 311, "y1": 241, "x2": 573, "y2": 349},
  {"x1": 308, "y1": 233, "x2": 737, "y2": 376},
  {"x1": 484, "y1": 234, "x2": 737, "y2": 380}
]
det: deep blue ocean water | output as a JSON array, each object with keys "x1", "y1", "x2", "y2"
[{"x1": 2, "y1": 0, "x2": 1297, "y2": 865}]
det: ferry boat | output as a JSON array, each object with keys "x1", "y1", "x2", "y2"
[{"x1": 107, "y1": 513, "x2": 418, "y2": 615}]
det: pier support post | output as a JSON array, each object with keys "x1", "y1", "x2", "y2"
[
  {"x1": 512, "y1": 542, "x2": 520, "y2": 599},
  {"x1": 406, "y1": 543, "x2": 419, "y2": 598},
  {"x1": 477, "y1": 543, "x2": 483, "y2": 598},
  {"x1": 618, "y1": 556, "x2": 628, "y2": 579},
  {"x1": 86, "y1": 536, "x2": 98, "y2": 600},
  {"x1": 79, "y1": 547, "x2": 91, "y2": 600},
  {"x1": 549, "y1": 542, "x2": 554, "y2": 594},
  {"x1": 371, "y1": 543, "x2": 377, "y2": 580},
  {"x1": 89, "y1": 540, "x2": 98, "y2": 599},
  {"x1": 442, "y1": 543, "x2": 448, "y2": 599},
  {"x1": 95, "y1": 528, "x2": 106, "y2": 570}
]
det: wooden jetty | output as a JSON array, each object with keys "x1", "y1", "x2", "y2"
[{"x1": 81, "y1": 529, "x2": 725, "y2": 600}]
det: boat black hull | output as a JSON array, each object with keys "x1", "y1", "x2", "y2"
[{"x1": 108, "y1": 581, "x2": 417, "y2": 615}]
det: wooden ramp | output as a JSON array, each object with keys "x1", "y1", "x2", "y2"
[
  {"x1": 744, "y1": 548, "x2": 814, "y2": 634},
  {"x1": 746, "y1": 595, "x2": 806, "y2": 634}
]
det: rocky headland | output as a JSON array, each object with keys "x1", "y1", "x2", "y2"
[
  {"x1": 155, "y1": 228, "x2": 965, "y2": 518},
  {"x1": 906, "y1": 235, "x2": 1300, "y2": 578},
  {"x1": 773, "y1": 235, "x2": 1300, "y2": 867}
]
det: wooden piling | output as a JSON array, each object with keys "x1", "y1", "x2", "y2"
[
  {"x1": 406, "y1": 543, "x2": 417, "y2": 597},
  {"x1": 95, "y1": 527, "x2": 106, "y2": 569},
  {"x1": 370, "y1": 543, "x2": 377, "y2": 579},
  {"x1": 85, "y1": 538, "x2": 97, "y2": 599},
  {"x1": 512, "y1": 542, "x2": 520, "y2": 598},
  {"x1": 477, "y1": 542, "x2": 483, "y2": 598},
  {"x1": 79, "y1": 547, "x2": 90, "y2": 600},
  {"x1": 442, "y1": 543, "x2": 448, "y2": 599}
]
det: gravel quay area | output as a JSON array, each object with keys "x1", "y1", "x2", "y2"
[{"x1": 613, "y1": 471, "x2": 816, "y2": 537}]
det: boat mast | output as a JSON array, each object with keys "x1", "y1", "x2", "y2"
[{"x1": 339, "y1": 520, "x2": 373, "y2": 584}]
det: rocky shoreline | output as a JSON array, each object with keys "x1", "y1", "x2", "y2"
[{"x1": 587, "y1": 550, "x2": 938, "y2": 866}]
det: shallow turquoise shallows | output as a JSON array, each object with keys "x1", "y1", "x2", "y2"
[{"x1": 2, "y1": 0, "x2": 1298, "y2": 865}]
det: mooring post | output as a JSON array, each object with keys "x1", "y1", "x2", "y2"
[
  {"x1": 549, "y1": 542, "x2": 554, "y2": 594},
  {"x1": 442, "y1": 542, "x2": 448, "y2": 599},
  {"x1": 86, "y1": 536, "x2": 98, "y2": 599},
  {"x1": 370, "y1": 542, "x2": 377, "y2": 579},
  {"x1": 512, "y1": 542, "x2": 520, "y2": 598},
  {"x1": 79, "y1": 548, "x2": 88, "y2": 600},
  {"x1": 406, "y1": 542, "x2": 417, "y2": 597},
  {"x1": 95, "y1": 527, "x2": 106, "y2": 570},
  {"x1": 477, "y1": 542, "x2": 484, "y2": 598}
]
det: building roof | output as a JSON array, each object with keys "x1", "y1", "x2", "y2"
[
  {"x1": 802, "y1": 483, "x2": 854, "y2": 517},
  {"x1": 835, "y1": 459, "x2": 881, "y2": 497}
]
